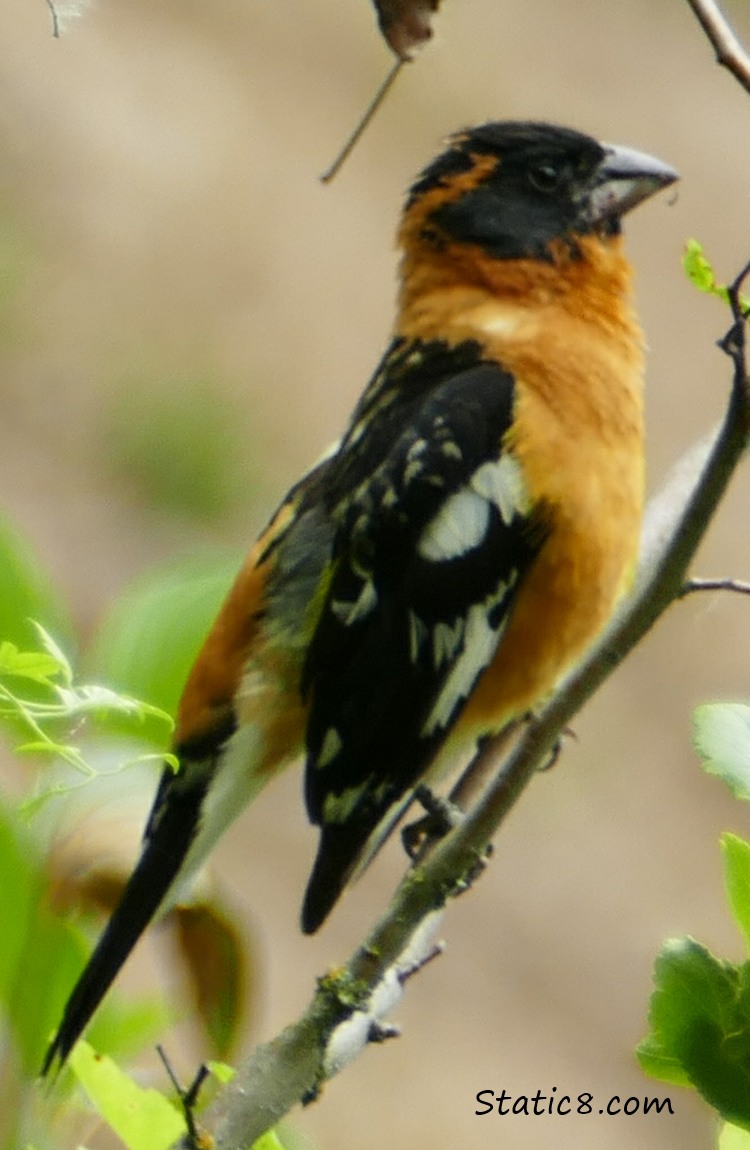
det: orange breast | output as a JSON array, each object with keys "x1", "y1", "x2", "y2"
[{"x1": 459, "y1": 311, "x2": 645, "y2": 735}]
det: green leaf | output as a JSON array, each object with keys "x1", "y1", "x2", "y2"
[
  {"x1": 683, "y1": 239, "x2": 750, "y2": 313},
  {"x1": 87, "y1": 996, "x2": 173, "y2": 1067},
  {"x1": 70, "y1": 1042, "x2": 186, "y2": 1150},
  {"x1": 88, "y1": 552, "x2": 237, "y2": 721},
  {"x1": 7, "y1": 906, "x2": 90, "y2": 1075},
  {"x1": 635, "y1": 1032, "x2": 691, "y2": 1087},
  {"x1": 0, "y1": 787, "x2": 158, "y2": 1072},
  {"x1": 721, "y1": 1123, "x2": 750, "y2": 1150},
  {"x1": 0, "y1": 805, "x2": 36, "y2": 1002},
  {"x1": 0, "y1": 514, "x2": 73, "y2": 650},
  {"x1": 32, "y1": 622, "x2": 74, "y2": 685},
  {"x1": 0, "y1": 630, "x2": 173, "y2": 787},
  {"x1": 0, "y1": 642, "x2": 61, "y2": 683},
  {"x1": 694, "y1": 703, "x2": 750, "y2": 800},
  {"x1": 684, "y1": 239, "x2": 730, "y2": 303},
  {"x1": 251, "y1": 1131, "x2": 289, "y2": 1150},
  {"x1": 206, "y1": 1060, "x2": 236, "y2": 1085},
  {"x1": 641, "y1": 937, "x2": 750, "y2": 1130},
  {"x1": 723, "y1": 834, "x2": 750, "y2": 954}
]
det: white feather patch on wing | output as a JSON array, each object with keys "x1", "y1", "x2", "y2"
[
  {"x1": 422, "y1": 578, "x2": 513, "y2": 737},
  {"x1": 432, "y1": 617, "x2": 465, "y2": 668},
  {"x1": 330, "y1": 576, "x2": 379, "y2": 626},
  {"x1": 417, "y1": 453, "x2": 530, "y2": 564},
  {"x1": 469, "y1": 455, "x2": 531, "y2": 524},
  {"x1": 417, "y1": 487, "x2": 491, "y2": 562}
]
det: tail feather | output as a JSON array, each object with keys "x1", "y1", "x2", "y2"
[
  {"x1": 301, "y1": 792, "x2": 416, "y2": 934},
  {"x1": 301, "y1": 821, "x2": 371, "y2": 935},
  {"x1": 41, "y1": 770, "x2": 207, "y2": 1077}
]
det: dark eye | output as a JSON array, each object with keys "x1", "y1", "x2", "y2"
[{"x1": 528, "y1": 163, "x2": 562, "y2": 193}]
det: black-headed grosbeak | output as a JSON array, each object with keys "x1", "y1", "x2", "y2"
[{"x1": 43, "y1": 121, "x2": 677, "y2": 1074}]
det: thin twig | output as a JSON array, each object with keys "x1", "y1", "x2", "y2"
[
  {"x1": 320, "y1": 59, "x2": 405, "y2": 183},
  {"x1": 687, "y1": 0, "x2": 750, "y2": 95},
  {"x1": 45, "y1": 0, "x2": 60, "y2": 37},
  {"x1": 681, "y1": 577, "x2": 750, "y2": 597},
  {"x1": 157, "y1": 1045, "x2": 209, "y2": 1149}
]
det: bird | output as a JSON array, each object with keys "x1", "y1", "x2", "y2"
[{"x1": 42, "y1": 121, "x2": 677, "y2": 1076}]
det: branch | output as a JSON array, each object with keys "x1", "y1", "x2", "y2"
[
  {"x1": 687, "y1": 0, "x2": 750, "y2": 95},
  {"x1": 681, "y1": 577, "x2": 750, "y2": 597},
  {"x1": 321, "y1": 60, "x2": 405, "y2": 183},
  {"x1": 180, "y1": 273, "x2": 750, "y2": 1149},
  {"x1": 45, "y1": 0, "x2": 60, "y2": 38}
]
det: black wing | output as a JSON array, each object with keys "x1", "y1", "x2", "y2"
[{"x1": 300, "y1": 338, "x2": 546, "y2": 931}]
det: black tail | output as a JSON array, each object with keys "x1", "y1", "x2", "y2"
[
  {"x1": 301, "y1": 820, "x2": 372, "y2": 935},
  {"x1": 301, "y1": 783, "x2": 422, "y2": 935},
  {"x1": 41, "y1": 770, "x2": 207, "y2": 1077}
]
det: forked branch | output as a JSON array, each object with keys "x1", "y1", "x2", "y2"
[{"x1": 687, "y1": 0, "x2": 750, "y2": 94}]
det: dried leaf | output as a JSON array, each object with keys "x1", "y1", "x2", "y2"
[
  {"x1": 174, "y1": 902, "x2": 250, "y2": 1060},
  {"x1": 372, "y1": 0, "x2": 441, "y2": 59}
]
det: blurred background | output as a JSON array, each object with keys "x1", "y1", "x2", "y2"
[{"x1": 2, "y1": 0, "x2": 750, "y2": 1146}]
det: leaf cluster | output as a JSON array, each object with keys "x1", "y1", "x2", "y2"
[
  {"x1": 0, "y1": 516, "x2": 258, "y2": 1149},
  {"x1": 639, "y1": 704, "x2": 750, "y2": 1143}
]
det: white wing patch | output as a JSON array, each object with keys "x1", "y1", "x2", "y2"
[
  {"x1": 417, "y1": 453, "x2": 530, "y2": 564},
  {"x1": 417, "y1": 487, "x2": 491, "y2": 562},
  {"x1": 470, "y1": 455, "x2": 531, "y2": 524},
  {"x1": 331, "y1": 577, "x2": 378, "y2": 626},
  {"x1": 422, "y1": 575, "x2": 516, "y2": 737},
  {"x1": 432, "y1": 617, "x2": 465, "y2": 667},
  {"x1": 403, "y1": 437, "x2": 429, "y2": 484}
]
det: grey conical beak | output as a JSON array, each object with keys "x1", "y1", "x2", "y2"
[{"x1": 589, "y1": 143, "x2": 678, "y2": 225}]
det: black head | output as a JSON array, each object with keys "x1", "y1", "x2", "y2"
[{"x1": 406, "y1": 121, "x2": 677, "y2": 261}]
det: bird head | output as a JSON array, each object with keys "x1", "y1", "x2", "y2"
[{"x1": 400, "y1": 121, "x2": 678, "y2": 265}]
